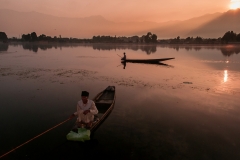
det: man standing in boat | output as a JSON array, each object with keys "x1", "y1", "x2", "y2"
[
  {"x1": 121, "y1": 52, "x2": 126, "y2": 60},
  {"x1": 70, "y1": 91, "x2": 98, "y2": 128}
]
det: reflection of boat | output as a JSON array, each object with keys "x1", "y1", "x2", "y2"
[
  {"x1": 67, "y1": 86, "x2": 116, "y2": 141},
  {"x1": 121, "y1": 57, "x2": 175, "y2": 63}
]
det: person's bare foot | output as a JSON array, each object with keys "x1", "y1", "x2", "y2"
[
  {"x1": 86, "y1": 122, "x2": 92, "y2": 129},
  {"x1": 77, "y1": 122, "x2": 86, "y2": 128}
]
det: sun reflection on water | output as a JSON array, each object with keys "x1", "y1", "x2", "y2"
[{"x1": 224, "y1": 70, "x2": 228, "y2": 82}]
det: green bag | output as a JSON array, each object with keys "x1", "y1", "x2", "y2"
[{"x1": 66, "y1": 128, "x2": 91, "y2": 142}]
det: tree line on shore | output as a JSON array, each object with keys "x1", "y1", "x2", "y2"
[{"x1": 1, "y1": 31, "x2": 240, "y2": 44}]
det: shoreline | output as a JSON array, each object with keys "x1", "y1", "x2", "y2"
[
  {"x1": 2, "y1": 41, "x2": 240, "y2": 46},
  {"x1": 0, "y1": 41, "x2": 240, "y2": 47}
]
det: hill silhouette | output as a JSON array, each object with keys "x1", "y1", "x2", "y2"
[
  {"x1": 0, "y1": 9, "x2": 160, "y2": 38},
  {"x1": 187, "y1": 9, "x2": 240, "y2": 38},
  {"x1": 0, "y1": 9, "x2": 240, "y2": 39},
  {"x1": 141, "y1": 12, "x2": 222, "y2": 38}
]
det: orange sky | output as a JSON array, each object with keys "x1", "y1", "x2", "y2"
[{"x1": 0, "y1": 0, "x2": 234, "y2": 22}]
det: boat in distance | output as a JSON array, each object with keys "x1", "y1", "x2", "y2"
[{"x1": 121, "y1": 57, "x2": 175, "y2": 63}]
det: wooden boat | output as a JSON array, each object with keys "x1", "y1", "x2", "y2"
[
  {"x1": 121, "y1": 57, "x2": 175, "y2": 63},
  {"x1": 89, "y1": 85, "x2": 116, "y2": 132},
  {"x1": 121, "y1": 62, "x2": 173, "y2": 68},
  {"x1": 67, "y1": 86, "x2": 116, "y2": 141}
]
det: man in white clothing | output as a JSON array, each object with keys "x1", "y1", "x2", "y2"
[{"x1": 70, "y1": 91, "x2": 98, "y2": 128}]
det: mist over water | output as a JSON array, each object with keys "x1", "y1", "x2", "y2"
[{"x1": 0, "y1": 43, "x2": 240, "y2": 159}]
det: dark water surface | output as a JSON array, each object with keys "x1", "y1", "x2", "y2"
[{"x1": 0, "y1": 43, "x2": 240, "y2": 159}]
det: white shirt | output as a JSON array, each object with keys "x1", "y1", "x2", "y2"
[{"x1": 73, "y1": 99, "x2": 98, "y2": 123}]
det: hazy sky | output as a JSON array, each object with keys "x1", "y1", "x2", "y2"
[{"x1": 0, "y1": 0, "x2": 237, "y2": 22}]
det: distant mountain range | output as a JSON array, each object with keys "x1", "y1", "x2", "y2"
[{"x1": 0, "y1": 9, "x2": 240, "y2": 39}]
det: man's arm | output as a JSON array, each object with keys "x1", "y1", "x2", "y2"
[
  {"x1": 89, "y1": 101, "x2": 98, "y2": 115},
  {"x1": 69, "y1": 103, "x2": 82, "y2": 118}
]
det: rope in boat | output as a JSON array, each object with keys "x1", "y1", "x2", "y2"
[{"x1": 0, "y1": 117, "x2": 73, "y2": 159}]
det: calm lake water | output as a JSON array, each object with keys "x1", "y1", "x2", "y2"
[{"x1": 1, "y1": 43, "x2": 240, "y2": 159}]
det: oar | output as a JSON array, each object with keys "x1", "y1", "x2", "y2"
[
  {"x1": 116, "y1": 64, "x2": 122, "y2": 67},
  {"x1": 0, "y1": 117, "x2": 74, "y2": 158}
]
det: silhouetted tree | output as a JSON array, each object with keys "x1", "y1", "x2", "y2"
[
  {"x1": 222, "y1": 31, "x2": 237, "y2": 43},
  {"x1": 144, "y1": 32, "x2": 152, "y2": 43},
  {"x1": 39, "y1": 34, "x2": 47, "y2": 40},
  {"x1": 141, "y1": 35, "x2": 145, "y2": 43},
  {"x1": 22, "y1": 34, "x2": 31, "y2": 41},
  {"x1": 236, "y1": 33, "x2": 240, "y2": 42},
  {"x1": 194, "y1": 36, "x2": 203, "y2": 43},
  {"x1": 185, "y1": 37, "x2": 193, "y2": 43},
  {"x1": 170, "y1": 36, "x2": 181, "y2": 44},
  {"x1": 152, "y1": 34, "x2": 157, "y2": 42},
  {"x1": 186, "y1": 37, "x2": 191, "y2": 41},
  {"x1": 31, "y1": 32, "x2": 38, "y2": 41},
  {"x1": 143, "y1": 32, "x2": 158, "y2": 43},
  {"x1": 0, "y1": 32, "x2": 8, "y2": 42},
  {"x1": 21, "y1": 32, "x2": 38, "y2": 41}
]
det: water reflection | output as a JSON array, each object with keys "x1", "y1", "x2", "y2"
[
  {"x1": 122, "y1": 61, "x2": 126, "y2": 69},
  {"x1": 162, "y1": 45, "x2": 202, "y2": 51},
  {"x1": 0, "y1": 43, "x2": 8, "y2": 52},
  {"x1": 6, "y1": 43, "x2": 157, "y2": 54},
  {"x1": 7, "y1": 42, "x2": 92, "y2": 53},
  {"x1": 224, "y1": 70, "x2": 228, "y2": 83},
  {"x1": 22, "y1": 43, "x2": 39, "y2": 52},
  {"x1": 21, "y1": 43, "x2": 82, "y2": 53},
  {"x1": 220, "y1": 46, "x2": 240, "y2": 57},
  {"x1": 4, "y1": 43, "x2": 240, "y2": 57},
  {"x1": 1, "y1": 44, "x2": 240, "y2": 159},
  {"x1": 159, "y1": 45, "x2": 240, "y2": 57},
  {"x1": 92, "y1": 44, "x2": 157, "y2": 55}
]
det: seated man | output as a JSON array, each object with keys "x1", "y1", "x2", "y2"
[
  {"x1": 121, "y1": 52, "x2": 126, "y2": 60},
  {"x1": 70, "y1": 91, "x2": 98, "y2": 129}
]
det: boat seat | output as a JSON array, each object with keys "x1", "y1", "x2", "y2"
[
  {"x1": 96, "y1": 92, "x2": 114, "y2": 103},
  {"x1": 96, "y1": 99, "x2": 113, "y2": 104}
]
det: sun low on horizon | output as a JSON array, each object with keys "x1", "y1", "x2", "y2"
[{"x1": 229, "y1": 0, "x2": 240, "y2": 9}]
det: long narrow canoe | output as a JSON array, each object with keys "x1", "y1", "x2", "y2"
[
  {"x1": 67, "y1": 86, "x2": 116, "y2": 141},
  {"x1": 121, "y1": 61, "x2": 173, "y2": 67},
  {"x1": 89, "y1": 86, "x2": 116, "y2": 132},
  {"x1": 121, "y1": 57, "x2": 175, "y2": 63}
]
